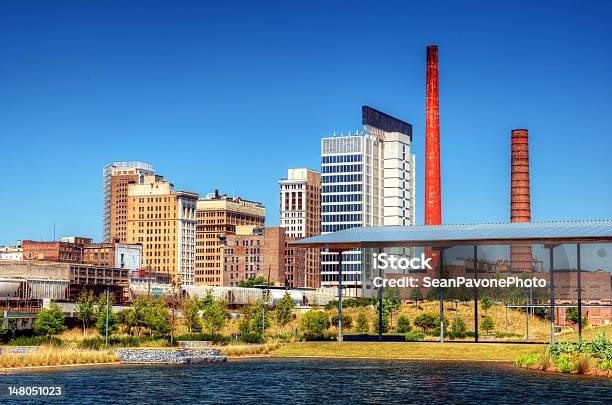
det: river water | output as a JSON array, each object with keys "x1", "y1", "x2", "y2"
[{"x1": 2, "y1": 358, "x2": 612, "y2": 404}]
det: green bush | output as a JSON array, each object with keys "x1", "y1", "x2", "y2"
[
  {"x1": 34, "y1": 303, "x2": 67, "y2": 336},
  {"x1": 405, "y1": 332, "x2": 425, "y2": 342},
  {"x1": 481, "y1": 316, "x2": 495, "y2": 333},
  {"x1": 414, "y1": 312, "x2": 437, "y2": 333},
  {"x1": 324, "y1": 299, "x2": 371, "y2": 311},
  {"x1": 515, "y1": 352, "x2": 539, "y2": 368},
  {"x1": 238, "y1": 332, "x2": 264, "y2": 344},
  {"x1": 78, "y1": 335, "x2": 170, "y2": 349},
  {"x1": 372, "y1": 313, "x2": 390, "y2": 334},
  {"x1": 8, "y1": 335, "x2": 62, "y2": 347},
  {"x1": 555, "y1": 354, "x2": 574, "y2": 373},
  {"x1": 300, "y1": 310, "x2": 330, "y2": 340},
  {"x1": 355, "y1": 312, "x2": 369, "y2": 333},
  {"x1": 396, "y1": 316, "x2": 412, "y2": 334},
  {"x1": 330, "y1": 313, "x2": 352, "y2": 329}
]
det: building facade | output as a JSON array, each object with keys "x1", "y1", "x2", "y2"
[
  {"x1": 279, "y1": 168, "x2": 321, "y2": 288},
  {"x1": 222, "y1": 226, "x2": 286, "y2": 287},
  {"x1": 125, "y1": 174, "x2": 198, "y2": 285},
  {"x1": 320, "y1": 106, "x2": 415, "y2": 297},
  {"x1": 195, "y1": 192, "x2": 265, "y2": 286},
  {"x1": 103, "y1": 161, "x2": 154, "y2": 243}
]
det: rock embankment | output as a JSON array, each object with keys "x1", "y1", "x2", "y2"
[
  {"x1": 0, "y1": 346, "x2": 39, "y2": 354},
  {"x1": 177, "y1": 341, "x2": 210, "y2": 348},
  {"x1": 116, "y1": 348, "x2": 226, "y2": 364}
]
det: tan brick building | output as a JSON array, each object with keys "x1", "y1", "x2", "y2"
[
  {"x1": 279, "y1": 168, "x2": 321, "y2": 288},
  {"x1": 195, "y1": 192, "x2": 265, "y2": 286},
  {"x1": 126, "y1": 174, "x2": 198, "y2": 285},
  {"x1": 222, "y1": 226, "x2": 286, "y2": 287}
]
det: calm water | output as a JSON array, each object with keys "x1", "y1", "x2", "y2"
[{"x1": 2, "y1": 358, "x2": 612, "y2": 404}]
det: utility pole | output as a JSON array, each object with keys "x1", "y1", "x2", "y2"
[{"x1": 105, "y1": 287, "x2": 110, "y2": 349}]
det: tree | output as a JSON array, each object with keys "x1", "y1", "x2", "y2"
[
  {"x1": 127, "y1": 297, "x2": 153, "y2": 335},
  {"x1": 565, "y1": 307, "x2": 587, "y2": 326},
  {"x1": 242, "y1": 298, "x2": 270, "y2": 335},
  {"x1": 202, "y1": 298, "x2": 230, "y2": 335},
  {"x1": 238, "y1": 277, "x2": 270, "y2": 288},
  {"x1": 397, "y1": 315, "x2": 412, "y2": 333},
  {"x1": 355, "y1": 312, "x2": 369, "y2": 333},
  {"x1": 480, "y1": 296, "x2": 493, "y2": 312},
  {"x1": 299, "y1": 310, "x2": 329, "y2": 338},
  {"x1": 146, "y1": 299, "x2": 172, "y2": 336},
  {"x1": 451, "y1": 316, "x2": 467, "y2": 336},
  {"x1": 75, "y1": 289, "x2": 97, "y2": 333},
  {"x1": 35, "y1": 302, "x2": 67, "y2": 336},
  {"x1": 182, "y1": 296, "x2": 203, "y2": 333},
  {"x1": 96, "y1": 292, "x2": 119, "y2": 336},
  {"x1": 481, "y1": 315, "x2": 495, "y2": 333},
  {"x1": 275, "y1": 291, "x2": 295, "y2": 327},
  {"x1": 373, "y1": 313, "x2": 390, "y2": 333},
  {"x1": 414, "y1": 312, "x2": 437, "y2": 333},
  {"x1": 409, "y1": 288, "x2": 423, "y2": 307}
]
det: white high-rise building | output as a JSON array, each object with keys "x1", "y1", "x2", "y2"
[
  {"x1": 320, "y1": 106, "x2": 415, "y2": 297},
  {"x1": 103, "y1": 161, "x2": 154, "y2": 242}
]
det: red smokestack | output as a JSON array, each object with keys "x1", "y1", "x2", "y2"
[
  {"x1": 511, "y1": 129, "x2": 532, "y2": 272},
  {"x1": 511, "y1": 129, "x2": 531, "y2": 222},
  {"x1": 425, "y1": 45, "x2": 441, "y2": 225}
]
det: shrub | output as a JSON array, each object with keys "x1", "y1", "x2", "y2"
[
  {"x1": 538, "y1": 349, "x2": 551, "y2": 370},
  {"x1": 355, "y1": 312, "x2": 369, "y2": 333},
  {"x1": 324, "y1": 299, "x2": 371, "y2": 311},
  {"x1": 481, "y1": 316, "x2": 495, "y2": 334},
  {"x1": 555, "y1": 354, "x2": 574, "y2": 373},
  {"x1": 8, "y1": 335, "x2": 62, "y2": 347},
  {"x1": 414, "y1": 313, "x2": 437, "y2": 333},
  {"x1": 372, "y1": 313, "x2": 390, "y2": 334},
  {"x1": 330, "y1": 313, "x2": 352, "y2": 329},
  {"x1": 591, "y1": 330, "x2": 612, "y2": 359},
  {"x1": 515, "y1": 353, "x2": 539, "y2": 368},
  {"x1": 405, "y1": 332, "x2": 425, "y2": 342},
  {"x1": 300, "y1": 310, "x2": 330, "y2": 340},
  {"x1": 574, "y1": 353, "x2": 592, "y2": 374},
  {"x1": 396, "y1": 316, "x2": 412, "y2": 334},
  {"x1": 238, "y1": 332, "x2": 264, "y2": 344},
  {"x1": 78, "y1": 335, "x2": 170, "y2": 349}
]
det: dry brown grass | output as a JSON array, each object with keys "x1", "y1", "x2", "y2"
[
  {"x1": 271, "y1": 341, "x2": 539, "y2": 361},
  {"x1": 214, "y1": 342, "x2": 283, "y2": 357},
  {"x1": 0, "y1": 347, "x2": 117, "y2": 369},
  {"x1": 57, "y1": 328, "x2": 100, "y2": 342}
]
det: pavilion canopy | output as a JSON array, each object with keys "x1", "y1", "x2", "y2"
[{"x1": 291, "y1": 220, "x2": 612, "y2": 249}]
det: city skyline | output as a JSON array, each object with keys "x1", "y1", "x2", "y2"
[{"x1": 2, "y1": 1, "x2": 612, "y2": 245}]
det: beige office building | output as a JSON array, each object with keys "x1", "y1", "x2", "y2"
[
  {"x1": 195, "y1": 191, "x2": 265, "y2": 286},
  {"x1": 125, "y1": 174, "x2": 198, "y2": 285}
]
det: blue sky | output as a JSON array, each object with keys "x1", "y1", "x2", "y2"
[{"x1": 0, "y1": 1, "x2": 611, "y2": 245}]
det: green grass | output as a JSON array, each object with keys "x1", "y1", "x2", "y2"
[{"x1": 270, "y1": 342, "x2": 539, "y2": 361}]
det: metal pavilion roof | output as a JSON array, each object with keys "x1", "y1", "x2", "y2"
[{"x1": 291, "y1": 220, "x2": 612, "y2": 249}]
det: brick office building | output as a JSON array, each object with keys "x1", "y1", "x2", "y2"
[{"x1": 222, "y1": 226, "x2": 286, "y2": 287}]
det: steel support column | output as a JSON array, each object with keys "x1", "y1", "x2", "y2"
[{"x1": 337, "y1": 250, "x2": 343, "y2": 342}]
